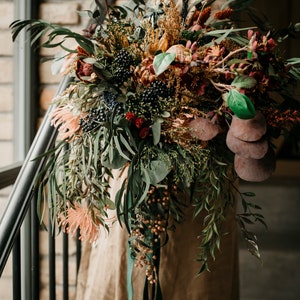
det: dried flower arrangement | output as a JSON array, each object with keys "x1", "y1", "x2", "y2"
[{"x1": 11, "y1": 0, "x2": 300, "y2": 292}]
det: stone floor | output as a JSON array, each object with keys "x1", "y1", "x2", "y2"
[{"x1": 239, "y1": 178, "x2": 300, "y2": 300}]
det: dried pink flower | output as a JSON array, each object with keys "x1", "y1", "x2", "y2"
[
  {"x1": 51, "y1": 105, "x2": 81, "y2": 140},
  {"x1": 60, "y1": 203, "x2": 101, "y2": 243}
]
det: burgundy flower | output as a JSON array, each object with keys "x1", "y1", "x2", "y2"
[
  {"x1": 139, "y1": 127, "x2": 150, "y2": 139},
  {"x1": 76, "y1": 59, "x2": 94, "y2": 81},
  {"x1": 267, "y1": 38, "x2": 276, "y2": 52},
  {"x1": 125, "y1": 112, "x2": 137, "y2": 123},
  {"x1": 135, "y1": 117, "x2": 146, "y2": 129}
]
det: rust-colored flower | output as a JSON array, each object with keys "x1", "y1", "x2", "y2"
[
  {"x1": 203, "y1": 45, "x2": 225, "y2": 64},
  {"x1": 187, "y1": 7, "x2": 211, "y2": 28},
  {"x1": 214, "y1": 8, "x2": 233, "y2": 20},
  {"x1": 197, "y1": 7, "x2": 211, "y2": 27},
  {"x1": 264, "y1": 108, "x2": 300, "y2": 130},
  {"x1": 60, "y1": 203, "x2": 101, "y2": 243},
  {"x1": 134, "y1": 56, "x2": 156, "y2": 86},
  {"x1": 51, "y1": 105, "x2": 81, "y2": 140},
  {"x1": 77, "y1": 46, "x2": 92, "y2": 57}
]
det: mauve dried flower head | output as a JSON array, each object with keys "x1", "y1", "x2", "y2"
[
  {"x1": 51, "y1": 105, "x2": 81, "y2": 140},
  {"x1": 60, "y1": 203, "x2": 101, "y2": 243}
]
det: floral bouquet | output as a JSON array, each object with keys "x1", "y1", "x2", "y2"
[{"x1": 11, "y1": 0, "x2": 300, "y2": 286}]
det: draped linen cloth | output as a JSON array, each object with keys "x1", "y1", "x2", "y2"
[{"x1": 76, "y1": 168, "x2": 239, "y2": 300}]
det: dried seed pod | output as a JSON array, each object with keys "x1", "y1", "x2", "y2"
[
  {"x1": 234, "y1": 148, "x2": 276, "y2": 182},
  {"x1": 189, "y1": 117, "x2": 221, "y2": 141},
  {"x1": 226, "y1": 130, "x2": 269, "y2": 159},
  {"x1": 230, "y1": 111, "x2": 267, "y2": 142}
]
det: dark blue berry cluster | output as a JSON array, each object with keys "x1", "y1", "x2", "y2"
[
  {"x1": 112, "y1": 49, "x2": 133, "y2": 85},
  {"x1": 79, "y1": 107, "x2": 108, "y2": 132},
  {"x1": 79, "y1": 92, "x2": 124, "y2": 132},
  {"x1": 127, "y1": 80, "x2": 173, "y2": 118}
]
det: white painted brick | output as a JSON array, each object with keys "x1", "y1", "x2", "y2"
[
  {"x1": 39, "y1": 3, "x2": 81, "y2": 25},
  {"x1": 0, "y1": 58, "x2": 13, "y2": 83},
  {"x1": 39, "y1": 60, "x2": 63, "y2": 84},
  {"x1": 0, "y1": 186, "x2": 12, "y2": 217},
  {"x1": 0, "y1": 113, "x2": 13, "y2": 140},
  {"x1": 0, "y1": 2, "x2": 14, "y2": 30},
  {"x1": 0, "y1": 277, "x2": 13, "y2": 300},
  {"x1": 0, "y1": 30, "x2": 13, "y2": 56},
  {"x1": 40, "y1": 87, "x2": 56, "y2": 111},
  {"x1": 0, "y1": 142, "x2": 13, "y2": 167},
  {"x1": 0, "y1": 86, "x2": 13, "y2": 112}
]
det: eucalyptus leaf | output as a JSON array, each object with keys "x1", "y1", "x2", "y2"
[
  {"x1": 286, "y1": 57, "x2": 300, "y2": 65},
  {"x1": 146, "y1": 160, "x2": 171, "y2": 184},
  {"x1": 227, "y1": 89, "x2": 256, "y2": 119},
  {"x1": 101, "y1": 147, "x2": 127, "y2": 169},
  {"x1": 153, "y1": 52, "x2": 176, "y2": 76},
  {"x1": 83, "y1": 57, "x2": 97, "y2": 64},
  {"x1": 231, "y1": 75, "x2": 257, "y2": 89},
  {"x1": 152, "y1": 120, "x2": 161, "y2": 145}
]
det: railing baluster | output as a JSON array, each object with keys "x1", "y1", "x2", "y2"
[
  {"x1": 12, "y1": 233, "x2": 21, "y2": 300},
  {"x1": 31, "y1": 198, "x2": 40, "y2": 300},
  {"x1": 49, "y1": 218, "x2": 56, "y2": 300},
  {"x1": 76, "y1": 230, "x2": 81, "y2": 277},
  {"x1": 63, "y1": 232, "x2": 69, "y2": 300}
]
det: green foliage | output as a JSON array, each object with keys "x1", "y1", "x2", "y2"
[
  {"x1": 231, "y1": 75, "x2": 257, "y2": 89},
  {"x1": 236, "y1": 190, "x2": 267, "y2": 261},
  {"x1": 153, "y1": 52, "x2": 176, "y2": 76},
  {"x1": 227, "y1": 89, "x2": 256, "y2": 119},
  {"x1": 10, "y1": 19, "x2": 94, "y2": 54}
]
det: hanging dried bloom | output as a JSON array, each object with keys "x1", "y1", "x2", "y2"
[
  {"x1": 51, "y1": 105, "x2": 81, "y2": 140},
  {"x1": 197, "y1": 7, "x2": 212, "y2": 27},
  {"x1": 214, "y1": 8, "x2": 233, "y2": 20},
  {"x1": 60, "y1": 203, "x2": 101, "y2": 243}
]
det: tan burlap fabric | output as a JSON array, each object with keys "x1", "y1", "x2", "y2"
[{"x1": 76, "y1": 168, "x2": 239, "y2": 300}]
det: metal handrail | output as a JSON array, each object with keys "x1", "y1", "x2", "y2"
[
  {"x1": 0, "y1": 162, "x2": 23, "y2": 190},
  {"x1": 0, "y1": 75, "x2": 72, "y2": 276}
]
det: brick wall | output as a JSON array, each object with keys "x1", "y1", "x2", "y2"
[
  {"x1": 0, "y1": 1, "x2": 15, "y2": 299},
  {"x1": 0, "y1": 1, "x2": 91, "y2": 299},
  {"x1": 0, "y1": 0, "x2": 14, "y2": 167}
]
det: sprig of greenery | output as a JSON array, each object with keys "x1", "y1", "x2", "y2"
[{"x1": 10, "y1": 19, "x2": 94, "y2": 53}]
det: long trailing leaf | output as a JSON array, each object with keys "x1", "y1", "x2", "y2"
[
  {"x1": 136, "y1": 165, "x2": 151, "y2": 207},
  {"x1": 10, "y1": 19, "x2": 52, "y2": 41},
  {"x1": 113, "y1": 135, "x2": 132, "y2": 161},
  {"x1": 10, "y1": 19, "x2": 94, "y2": 54},
  {"x1": 119, "y1": 132, "x2": 136, "y2": 156},
  {"x1": 115, "y1": 176, "x2": 126, "y2": 226}
]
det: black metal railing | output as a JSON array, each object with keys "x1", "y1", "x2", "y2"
[{"x1": 0, "y1": 75, "x2": 82, "y2": 300}]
